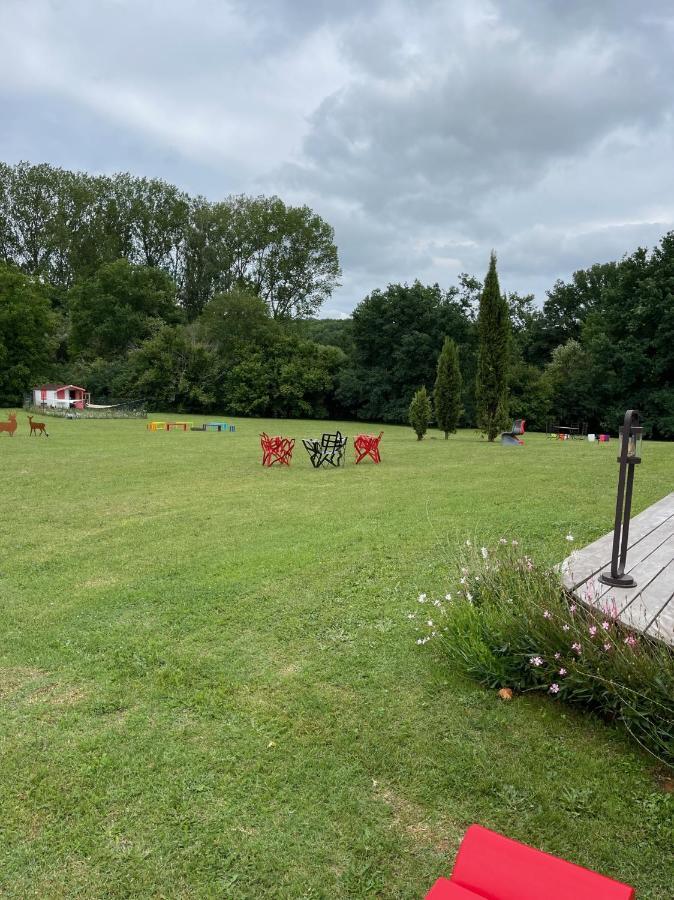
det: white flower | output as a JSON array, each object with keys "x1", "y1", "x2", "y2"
[
  {"x1": 460, "y1": 576, "x2": 467, "y2": 585},
  {"x1": 466, "y1": 592, "x2": 473, "y2": 603},
  {"x1": 427, "y1": 620, "x2": 434, "y2": 627},
  {"x1": 407, "y1": 613, "x2": 416, "y2": 620},
  {"x1": 433, "y1": 599, "x2": 442, "y2": 607},
  {"x1": 499, "y1": 537, "x2": 508, "y2": 545},
  {"x1": 417, "y1": 593, "x2": 427, "y2": 603},
  {"x1": 481, "y1": 547, "x2": 489, "y2": 559},
  {"x1": 445, "y1": 593, "x2": 452, "y2": 601},
  {"x1": 465, "y1": 539, "x2": 472, "y2": 547},
  {"x1": 565, "y1": 534, "x2": 574, "y2": 542}
]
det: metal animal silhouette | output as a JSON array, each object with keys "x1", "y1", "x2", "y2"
[
  {"x1": 0, "y1": 412, "x2": 18, "y2": 437},
  {"x1": 28, "y1": 415, "x2": 48, "y2": 437}
]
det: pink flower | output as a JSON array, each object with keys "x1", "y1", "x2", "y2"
[
  {"x1": 601, "y1": 621, "x2": 610, "y2": 631},
  {"x1": 558, "y1": 668, "x2": 567, "y2": 676},
  {"x1": 554, "y1": 652, "x2": 561, "y2": 660},
  {"x1": 569, "y1": 604, "x2": 577, "y2": 614},
  {"x1": 603, "y1": 642, "x2": 611, "y2": 651},
  {"x1": 562, "y1": 624, "x2": 570, "y2": 632},
  {"x1": 571, "y1": 642, "x2": 582, "y2": 654},
  {"x1": 543, "y1": 610, "x2": 552, "y2": 620},
  {"x1": 549, "y1": 683, "x2": 560, "y2": 694},
  {"x1": 589, "y1": 626, "x2": 598, "y2": 637},
  {"x1": 529, "y1": 656, "x2": 544, "y2": 667},
  {"x1": 602, "y1": 598, "x2": 619, "y2": 620},
  {"x1": 624, "y1": 634, "x2": 637, "y2": 647}
]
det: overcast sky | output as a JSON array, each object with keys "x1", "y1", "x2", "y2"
[{"x1": 2, "y1": 0, "x2": 674, "y2": 317}]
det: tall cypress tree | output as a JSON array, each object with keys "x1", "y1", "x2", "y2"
[
  {"x1": 408, "y1": 386, "x2": 432, "y2": 440},
  {"x1": 476, "y1": 252, "x2": 510, "y2": 441},
  {"x1": 434, "y1": 337, "x2": 463, "y2": 438}
]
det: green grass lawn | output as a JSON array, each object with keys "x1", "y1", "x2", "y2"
[{"x1": 1, "y1": 413, "x2": 673, "y2": 898}]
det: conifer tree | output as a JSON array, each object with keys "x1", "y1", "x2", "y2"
[
  {"x1": 476, "y1": 252, "x2": 510, "y2": 441},
  {"x1": 408, "y1": 385, "x2": 432, "y2": 440},
  {"x1": 434, "y1": 337, "x2": 463, "y2": 438}
]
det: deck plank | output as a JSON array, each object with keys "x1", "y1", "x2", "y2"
[
  {"x1": 561, "y1": 492, "x2": 674, "y2": 648},
  {"x1": 561, "y1": 493, "x2": 674, "y2": 590}
]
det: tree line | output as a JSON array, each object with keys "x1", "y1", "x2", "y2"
[{"x1": 1, "y1": 161, "x2": 672, "y2": 437}]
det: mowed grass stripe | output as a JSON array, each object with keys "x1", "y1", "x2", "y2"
[{"x1": 0, "y1": 414, "x2": 672, "y2": 897}]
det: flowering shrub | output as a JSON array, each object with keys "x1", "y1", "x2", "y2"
[{"x1": 410, "y1": 540, "x2": 674, "y2": 768}]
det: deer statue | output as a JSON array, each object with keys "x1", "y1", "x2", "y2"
[
  {"x1": 28, "y1": 415, "x2": 48, "y2": 437},
  {"x1": 0, "y1": 412, "x2": 17, "y2": 437}
]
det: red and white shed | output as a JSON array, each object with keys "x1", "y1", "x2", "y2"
[{"x1": 33, "y1": 384, "x2": 90, "y2": 409}]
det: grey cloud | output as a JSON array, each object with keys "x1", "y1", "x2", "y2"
[{"x1": 2, "y1": 0, "x2": 674, "y2": 314}]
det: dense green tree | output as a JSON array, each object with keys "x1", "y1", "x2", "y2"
[
  {"x1": 3, "y1": 159, "x2": 674, "y2": 435},
  {"x1": 525, "y1": 263, "x2": 618, "y2": 367},
  {"x1": 115, "y1": 324, "x2": 219, "y2": 411},
  {"x1": 296, "y1": 318, "x2": 354, "y2": 355},
  {"x1": 508, "y1": 351, "x2": 550, "y2": 432},
  {"x1": 222, "y1": 335, "x2": 345, "y2": 418},
  {"x1": 475, "y1": 253, "x2": 510, "y2": 440},
  {"x1": 582, "y1": 236, "x2": 674, "y2": 437},
  {"x1": 0, "y1": 164, "x2": 338, "y2": 322},
  {"x1": 197, "y1": 288, "x2": 277, "y2": 356},
  {"x1": 69, "y1": 259, "x2": 179, "y2": 360},
  {"x1": 408, "y1": 386, "x2": 432, "y2": 440},
  {"x1": 540, "y1": 339, "x2": 596, "y2": 428},
  {"x1": 182, "y1": 195, "x2": 340, "y2": 320},
  {"x1": 339, "y1": 281, "x2": 473, "y2": 422},
  {"x1": 434, "y1": 337, "x2": 463, "y2": 438},
  {"x1": 0, "y1": 261, "x2": 56, "y2": 404}
]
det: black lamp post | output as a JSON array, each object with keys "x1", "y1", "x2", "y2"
[{"x1": 599, "y1": 409, "x2": 643, "y2": 588}]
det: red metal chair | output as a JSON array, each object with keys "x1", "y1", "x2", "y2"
[
  {"x1": 425, "y1": 824, "x2": 635, "y2": 900},
  {"x1": 260, "y1": 432, "x2": 295, "y2": 467},
  {"x1": 354, "y1": 431, "x2": 383, "y2": 464}
]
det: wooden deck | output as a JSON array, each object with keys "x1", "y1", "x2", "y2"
[{"x1": 561, "y1": 492, "x2": 674, "y2": 647}]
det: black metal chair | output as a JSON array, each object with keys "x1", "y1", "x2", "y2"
[{"x1": 302, "y1": 431, "x2": 348, "y2": 467}]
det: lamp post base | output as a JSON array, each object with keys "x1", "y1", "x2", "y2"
[{"x1": 599, "y1": 572, "x2": 636, "y2": 588}]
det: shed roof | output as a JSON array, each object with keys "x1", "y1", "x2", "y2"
[{"x1": 35, "y1": 384, "x2": 87, "y2": 392}]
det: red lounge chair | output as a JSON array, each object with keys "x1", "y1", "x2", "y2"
[
  {"x1": 260, "y1": 432, "x2": 295, "y2": 467},
  {"x1": 425, "y1": 825, "x2": 635, "y2": 900},
  {"x1": 354, "y1": 431, "x2": 383, "y2": 464}
]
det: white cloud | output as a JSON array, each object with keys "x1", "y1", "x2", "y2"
[{"x1": 2, "y1": 0, "x2": 674, "y2": 313}]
